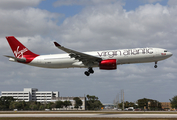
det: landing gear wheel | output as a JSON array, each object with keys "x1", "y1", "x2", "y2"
[
  {"x1": 154, "y1": 65, "x2": 157, "y2": 68},
  {"x1": 84, "y1": 67, "x2": 94, "y2": 76},
  {"x1": 154, "y1": 61, "x2": 158, "y2": 68},
  {"x1": 84, "y1": 71, "x2": 90, "y2": 76},
  {"x1": 88, "y1": 67, "x2": 94, "y2": 74}
]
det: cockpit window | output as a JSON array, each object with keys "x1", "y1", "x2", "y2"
[{"x1": 164, "y1": 50, "x2": 167, "y2": 52}]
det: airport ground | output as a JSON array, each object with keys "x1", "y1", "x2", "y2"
[
  {"x1": 0, "y1": 111, "x2": 177, "y2": 119},
  {"x1": 0, "y1": 118, "x2": 177, "y2": 120},
  {"x1": 0, "y1": 110, "x2": 177, "y2": 114}
]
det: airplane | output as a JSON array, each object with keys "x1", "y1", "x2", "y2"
[{"x1": 5, "y1": 36, "x2": 173, "y2": 76}]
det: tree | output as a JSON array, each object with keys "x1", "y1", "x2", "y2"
[
  {"x1": 49, "y1": 102, "x2": 56, "y2": 110},
  {"x1": 124, "y1": 101, "x2": 130, "y2": 108},
  {"x1": 46, "y1": 102, "x2": 55, "y2": 110},
  {"x1": 55, "y1": 101, "x2": 64, "y2": 109},
  {"x1": 9, "y1": 101, "x2": 27, "y2": 110},
  {"x1": 118, "y1": 102, "x2": 122, "y2": 109},
  {"x1": 63, "y1": 101, "x2": 72, "y2": 110},
  {"x1": 137, "y1": 98, "x2": 149, "y2": 109},
  {"x1": 19, "y1": 101, "x2": 27, "y2": 110},
  {"x1": 73, "y1": 97, "x2": 83, "y2": 110},
  {"x1": 29, "y1": 101, "x2": 38, "y2": 110},
  {"x1": 39, "y1": 104, "x2": 45, "y2": 110},
  {"x1": 149, "y1": 100, "x2": 161, "y2": 110},
  {"x1": 0, "y1": 96, "x2": 16, "y2": 110},
  {"x1": 9, "y1": 101, "x2": 17, "y2": 110},
  {"x1": 119, "y1": 101, "x2": 135, "y2": 109},
  {"x1": 137, "y1": 98, "x2": 162, "y2": 110},
  {"x1": 86, "y1": 95, "x2": 103, "y2": 110},
  {"x1": 170, "y1": 95, "x2": 177, "y2": 108}
]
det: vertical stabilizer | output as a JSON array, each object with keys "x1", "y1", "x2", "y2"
[{"x1": 6, "y1": 36, "x2": 39, "y2": 63}]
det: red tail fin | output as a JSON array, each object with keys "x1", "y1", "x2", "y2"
[{"x1": 6, "y1": 36, "x2": 39, "y2": 63}]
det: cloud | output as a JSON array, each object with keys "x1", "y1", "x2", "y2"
[
  {"x1": 168, "y1": 0, "x2": 177, "y2": 6},
  {"x1": 0, "y1": 8, "x2": 60, "y2": 37},
  {"x1": 57, "y1": 3, "x2": 177, "y2": 52},
  {"x1": 53, "y1": 0, "x2": 122, "y2": 7},
  {"x1": 142, "y1": 0, "x2": 162, "y2": 3},
  {"x1": 0, "y1": 0, "x2": 42, "y2": 10}
]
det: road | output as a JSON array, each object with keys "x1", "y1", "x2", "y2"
[{"x1": 0, "y1": 114, "x2": 177, "y2": 118}]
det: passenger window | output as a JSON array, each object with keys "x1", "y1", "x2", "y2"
[{"x1": 164, "y1": 50, "x2": 167, "y2": 52}]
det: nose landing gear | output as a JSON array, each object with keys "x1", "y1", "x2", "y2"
[
  {"x1": 154, "y1": 61, "x2": 158, "y2": 68},
  {"x1": 84, "y1": 67, "x2": 94, "y2": 76}
]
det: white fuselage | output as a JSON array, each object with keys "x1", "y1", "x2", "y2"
[{"x1": 27, "y1": 48, "x2": 172, "y2": 69}]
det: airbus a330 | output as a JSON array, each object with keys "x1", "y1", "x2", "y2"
[{"x1": 5, "y1": 36, "x2": 173, "y2": 76}]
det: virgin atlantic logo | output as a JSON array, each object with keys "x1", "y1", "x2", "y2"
[
  {"x1": 14, "y1": 46, "x2": 28, "y2": 58},
  {"x1": 97, "y1": 48, "x2": 153, "y2": 58}
]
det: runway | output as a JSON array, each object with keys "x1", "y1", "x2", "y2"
[{"x1": 0, "y1": 114, "x2": 177, "y2": 118}]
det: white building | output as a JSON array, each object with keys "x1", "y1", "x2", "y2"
[{"x1": 1, "y1": 88, "x2": 59, "y2": 102}]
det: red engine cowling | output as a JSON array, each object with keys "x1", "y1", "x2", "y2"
[{"x1": 99, "y1": 59, "x2": 117, "y2": 70}]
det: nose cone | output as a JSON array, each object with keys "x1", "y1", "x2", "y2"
[{"x1": 168, "y1": 52, "x2": 173, "y2": 57}]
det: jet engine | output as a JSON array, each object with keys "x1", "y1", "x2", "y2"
[{"x1": 99, "y1": 59, "x2": 117, "y2": 70}]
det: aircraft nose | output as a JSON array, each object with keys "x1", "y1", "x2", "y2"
[{"x1": 168, "y1": 52, "x2": 173, "y2": 57}]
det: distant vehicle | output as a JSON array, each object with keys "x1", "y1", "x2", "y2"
[
  {"x1": 124, "y1": 108, "x2": 128, "y2": 111},
  {"x1": 5, "y1": 36, "x2": 173, "y2": 76},
  {"x1": 125, "y1": 107, "x2": 134, "y2": 111},
  {"x1": 45, "y1": 109, "x2": 50, "y2": 111},
  {"x1": 134, "y1": 108, "x2": 142, "y2": 111},
  {"x1": 128, "y1": 108, "x2": 134, "y2": 111},
  {"x1": 117, "y1": 109, "x2": 122, "y2": 111}
]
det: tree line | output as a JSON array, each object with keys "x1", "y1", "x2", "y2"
[
  {"x1": 170, "y1": 95, "x2": 177, "y2": 109},
  {"x1": 2, "y1": 95, "x2": 177, "y2": 111},
  {"x1": 137, "y1": 98, "x2": 162, "y2": 110},
  {"x1": 117, "y1": 96, "x2": 177, "y2": 111},
  {"x1": 0, "y1": 95, "x2": 103, "y2": 111},
  {"x1": 118, "y1": 98, "x2": 162, "y2": 110},
  {"x1": 0, "y1": 96, "x2": 83, "y2": 110},
  {"x1": 86, "y1": 95, "x2": 103, "y2": 110}
]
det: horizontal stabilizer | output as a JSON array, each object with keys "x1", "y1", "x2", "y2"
[{"x1": 4, "y1": 55, "x2": 26, "y2": 62}]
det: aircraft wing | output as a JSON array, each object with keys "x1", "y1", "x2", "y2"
[{"x1": 54, "y1": 42, "x2": 102, "y2": 66}]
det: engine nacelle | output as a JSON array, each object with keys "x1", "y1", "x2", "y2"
[{"x1": 99, "y1": 59, "x2": 117, "y2": 70}]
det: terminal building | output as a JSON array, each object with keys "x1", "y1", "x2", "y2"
[{"x1": 1, "y1": 88, "x2": 59, "y2": 102}]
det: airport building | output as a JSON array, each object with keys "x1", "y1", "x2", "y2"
[
  {"x1": 1, "y1": 88, "x2": 86, "y2": 110},
  {"x1": 161, "y1": 102, "x2": 172, "y2": 110},
  {"x1": 1, "y1": 88, "x2": 59, "y2": 102},
  {"x1": 52, "y1": 97, "x2": 86, "y2": 110}
]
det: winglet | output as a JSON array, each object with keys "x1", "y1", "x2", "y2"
[{"x1": 54, "y1": 42, "x2": 61, "y2": 47}]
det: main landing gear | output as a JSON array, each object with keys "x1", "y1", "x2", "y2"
[
  {"x1": 154, "y1": 61, "x2": 158, "y2": 68},
  {"x1": 84, "y1": 67, "x2": 94, "y2": 76}
]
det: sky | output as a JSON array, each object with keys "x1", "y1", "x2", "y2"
[{"x1": 0, "y1": 0, "x2": 177, "y2": 104}]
